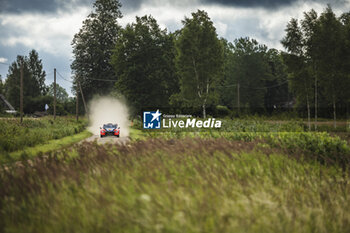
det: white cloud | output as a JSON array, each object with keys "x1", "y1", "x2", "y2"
[
  {"x1": 0, "y1": 7, "x2": 91, "y2": 57},
  {"x1": 1, "y1": 0, "x2": 348, "y2": 60},
  {"x1": 214, "y1": 21, "x2": 228, "y2": 36},
  {"x1": 0, "y1": 57, "x2": 8, "y2": 63},
  {"x1": 119, "y1": 0, "x2": 349, "y2": 51}
]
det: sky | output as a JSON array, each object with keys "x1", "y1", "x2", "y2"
[{"x1": 0, "y1": 0, "x2": 349, "y2": 96}]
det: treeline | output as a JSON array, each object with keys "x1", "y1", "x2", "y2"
[
  {"x1": 282, "y1": 7, "x2": 350, "y2": 127},
  {"x1": 0, "y1": 50, "x2": 76, "y2": 115},
  {"x1": 1, "y1": 0, "x2": 349, "y2": 121},
  {"x1": 72, "y1": 0, "x2": 350, "y2": 120}
]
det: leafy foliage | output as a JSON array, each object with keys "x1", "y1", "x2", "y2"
[
  {"x1": 174, "y1": 10, "x2": 223, "y2": 118},
  {"x1": 71, "y1": 0, "x2": 122, "y2": 101},
  {"x1": 48, "y1": 83, "x2": 69, "y2": 103},
  {"x1": 4, "y1": 50, "x2": 47, "y2": 111},
  {"x1": 282, "y1": 6, "x2": 350, "y2": 124},
  {"x1": 111, "y1": 15, "x2": 178, "y2": 114}
]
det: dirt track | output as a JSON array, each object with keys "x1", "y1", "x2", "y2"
[{"x1": 83, "y1": 135, "x2": 130, "y2": 145}]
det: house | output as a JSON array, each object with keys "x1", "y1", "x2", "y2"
[{"x1": 0, "y1": 94, "x2": 16, "y2": 114}]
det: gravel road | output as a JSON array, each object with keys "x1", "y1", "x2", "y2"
[{"x1": 83, "y1": 135, "x2": 130, "y2": 145}]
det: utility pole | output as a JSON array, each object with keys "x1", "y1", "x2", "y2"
[
  {"x1": 237, "y1": 82, "x2": 240, "y2": 114},
  {"x1": 314, "y1": 67, "x2": 318, "y2": 131},
  {"x1": 20, "y1": 63, "x2": 23, "y2": 123},
  {"x1": 76, "y1": 87, "x2": 79, "y2": 121},
  {"x1": 78, "y1": 81, "x2": 88, "y2": 117},
  {"x1": 54, "y1": 68, "x2": 56, "y2": 120}
]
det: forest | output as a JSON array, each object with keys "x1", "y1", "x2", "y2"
[{"x1": 0, "y1": 0, "x2": 349, "y2": 124}]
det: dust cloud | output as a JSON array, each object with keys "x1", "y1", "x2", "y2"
[{"x1": 88, "y1": 96, "x2": 130, "y2": 137}]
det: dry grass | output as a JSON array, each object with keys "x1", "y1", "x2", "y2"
[{"x1": 1, "y1": 137, "x2": 349, "y2": 233}]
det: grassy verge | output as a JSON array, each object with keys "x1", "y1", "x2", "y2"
[
  {"x1": 129, "y1": 128, "x2": 147, "y2": 141},
  {"x1": 1, "y1": 130, "x2": 92, "y2": 164},
  {"x1": 1, "y1": 118, "x2": 349, "y2": 232},
  {"x1": 0, "y1": 117, "x2": 87, "y2": 154},
  {"x1": 0, "y1": 137, "x2": 349, "y2": 232}
]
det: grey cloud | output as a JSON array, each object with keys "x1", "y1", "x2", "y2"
[
  {"x1": 0, "y1": 0, "x2": 145, "y2": 14},
  {"x1": 120, "y1": 0, "x2": 144, "y2": 12},
  {"x1": 0, "y1": 0, "x2": 94, "y2": 13},
  {"x1": 201, "y1": 0, "x2": 348, "y2": 8},
  {"x1": 202, "y1": 0, "x2": 295, "y2": 8}
]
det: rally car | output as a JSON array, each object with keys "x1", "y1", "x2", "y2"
[{"x1": 100, "y1": 123, "x2": 120, "y2": 138}]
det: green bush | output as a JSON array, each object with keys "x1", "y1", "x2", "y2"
[{"x1": 216, "y1": 105, "x2": 230, "y2": 117}]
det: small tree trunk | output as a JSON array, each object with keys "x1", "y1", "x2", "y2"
[
  {"x1": 306, "y1": 93, "x2": 311, "y2": 131},
  {"x1": 202, "y1": 103, "x2": 206, "y2": 119},
  {"x1": 333, "y1": 95, "x2": 337, "y2": 129},
  {"x1": 237, "y1": 82, "x2": 240, "y2": 114},
  {"x1": 314, "y1": 70, "x2": 317, "y2": 130}
]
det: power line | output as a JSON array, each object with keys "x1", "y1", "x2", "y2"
[
  {"x1": 0, "y1": 62, "x2": 10, "y2": 66},
  {"x1": 56, "y1": 70, "x2": 73, "y2": 83},
  {"x1": 219, "y1": 79, "x2": 289, "y2": 90},
  {"x1": 247, "y1": 79, "x2": 289, "y2": 90},
  {"x1": 56, "y1": 70, "x2": 118, "y2": 82},
  {"x1": 83, "y1": 77, "x2": 117, "y2": 82}
]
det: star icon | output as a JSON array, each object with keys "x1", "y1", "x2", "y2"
[{"x1": 151, "y1": 110, "x2": 161, "y2": 122}]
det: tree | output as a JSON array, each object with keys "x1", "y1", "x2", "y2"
[
  {"x1": 174, "y1": 10, "x2": 223, "y2": 118},
  {"x1": 4, "y1": 52, "x2": 46, "y2": 111},
  {"x1": 0, "y1": 75, "x2": 3, "y2": 95},
  {"x1": 218, "y1": 38, "x2": 235, "y2": 109},
  {"x1": 264, "y1": 49, "x2": 289, "y2": 112},
  {"x1": 0, "y1": 75, "x2": 3, "y2": 113},
  {"x1": 314, "y1": 6, "x2": 345, "y2": 127},
  {"x1": 340, "y1": 12, "x2": 350, "y2": 113},
  {"x1": 283, "y1": 7, "x2": 350, "y2": 125},
  {"x1": 282, "y1": 18, "x2": 313, "y2": 129},
  {"x1": 111, "y1": 15, "x2": 178, "y2": 113},
  {"x1": 48, "y1": 83, "x2": 69, "y2": 103},
  {"x1": 227, "y1": 37, "x2": 271, "y2": 113},
  {"x1": 28, "y1": 49, "x2": 47, "y2": 95},
  {"x1": 71, "y1": 0, "x2": 122, "y2": 101},
  {"x1": 301, "y1": 9, "x2": 319, "y2": 128}
]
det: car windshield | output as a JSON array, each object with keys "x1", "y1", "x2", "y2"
[{"x1": 103, "y1": 124, "x2": 115, "y2": 128}]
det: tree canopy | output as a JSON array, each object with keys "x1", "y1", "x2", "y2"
[
  {"x1": 4, "y1": 50, "x2": 46, "y2": 111},
  {"x1": 282, "y1": 6, "x2": 350, "y2": 127},
  {"x1": 174, "y1": 10, "x2": 223, "y2": 118},
  {"x1": 48, "y1": 83, "x2": 69, "y2": 103},
  {"x1": 66, "y1": 1, "x2": 349, "y2": 120},
  {"x1": 71, "y1": 0, "x2": 122, "y2": 101},
  {"x1": 111, "y1": 15, "x2": 178, "y2": 113}
]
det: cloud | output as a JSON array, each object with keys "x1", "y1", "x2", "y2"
[
  {"x1": 119, "y1": 0, "x2": 144, "y2": 12},
  {"x1": 202, "y1": 0, "x2": 295, "y2": 8},
  {"x1": 0, "y1": 57, "x2": 8, "y2": 63},
  {"x1": 0, "y1": 0, "x2": 94, "y2": 13},
  {"x1": 0, "y1": 7, "x2": 91, "y2": 57},
  {"x1": 119, "y1": 0, "x2": 349, "y2": 50},
  {"x1": 201, "y1": 0, "x2": 349, "y2": 8}
]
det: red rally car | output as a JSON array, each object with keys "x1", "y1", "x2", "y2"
[{"x1": 100, "y1": 123, "x2": 120, "y2": 138}]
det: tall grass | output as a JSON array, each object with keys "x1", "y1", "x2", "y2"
[
  {"x1": 1, "y1": 138, "x2": 349, "y2": 232},
  {"x1": 137, "y1": 118, "x2": 350, "y2": 168},
  {"x1": 0, "y1": 117, "x2": 86, "y2": 155}
]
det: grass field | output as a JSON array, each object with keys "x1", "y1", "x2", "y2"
[
  {"x1": 4, "y1": 130, "x2": 92, "y2": 163},
  {"x1": 0, "y1": 117, "x2": 87, "y2": 161},
  {"x1": 0, "y1": 117, "x2": 349, "y2": 232}
]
